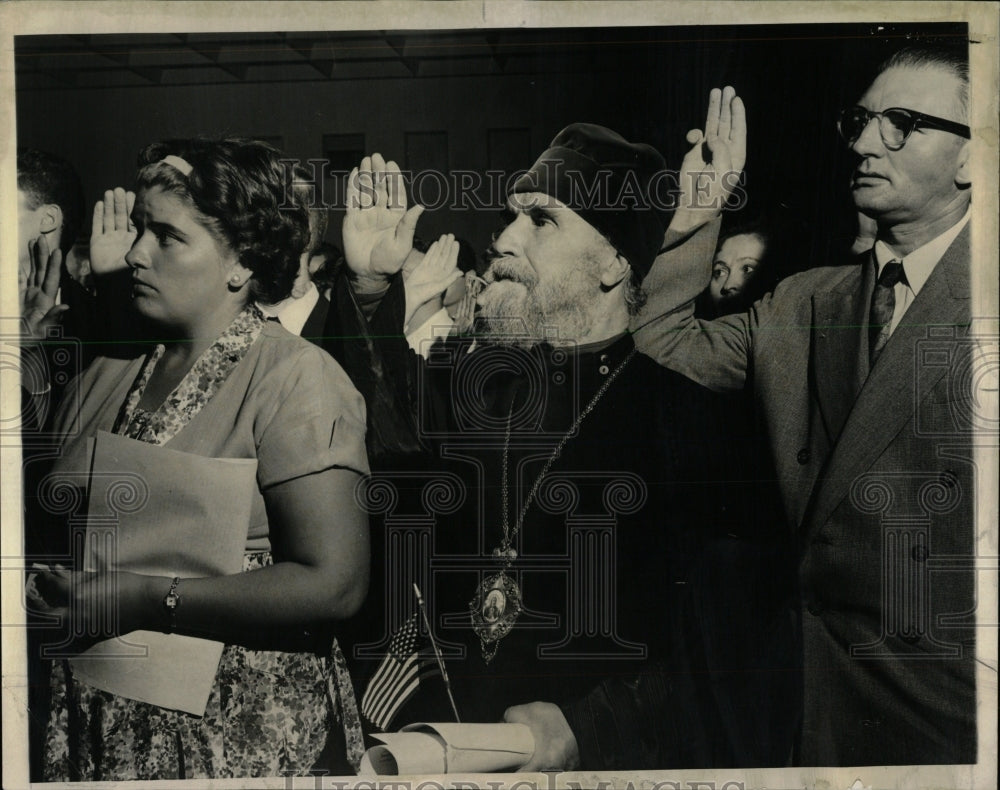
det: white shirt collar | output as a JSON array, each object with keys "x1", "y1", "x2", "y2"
[
  {"x1": 873, "y1": 209, "x2": 970, "y2": 296},
  {"x1": 257, "y1": 281, "x2": 319, "y2": 336}
]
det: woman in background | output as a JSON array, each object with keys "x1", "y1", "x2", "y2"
[
  {"x1": 32, "y1": 138, "x2": 370, "y2": 780},
  {"x1": 698, "y1": 217, "x2": 778, "y2": 318}
]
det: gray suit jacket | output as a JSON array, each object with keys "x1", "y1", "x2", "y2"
[{"x1": 633, "y1": 221, "x2": 976, "y2": 765}]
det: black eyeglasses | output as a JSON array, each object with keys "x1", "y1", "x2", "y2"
[{"x1": 837, "y1": 106, "x2": 971, "y2": 150}]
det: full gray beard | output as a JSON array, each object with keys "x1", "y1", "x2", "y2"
[{"x1": 476, "y1": 277, "x2": 597, "y2": 348}]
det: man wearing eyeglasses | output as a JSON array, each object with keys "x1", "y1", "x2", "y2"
[{"x1": 634, "y1": 44, "x2": 976, "y2": 766}]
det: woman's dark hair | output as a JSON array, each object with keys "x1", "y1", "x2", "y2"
[
  {"x1": 696, "y1": 214, "x2": 781, "y2": 318},
  {"x1": 716, "y1": 217, "x2": 772, "y2": 255},
  {"x1": 135, "y1": 138, "x2": 310, "y2": 305}
]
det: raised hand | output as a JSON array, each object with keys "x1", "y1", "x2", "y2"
[
  {"x1": 342, "y1": 153, "x2": 424, "y2": 281},
  {"x1": 21, "y1": 235, "x2": 69, "y2": 344},
  {"x1": 403, "y1": 233, "x2": 462, "y2": 328},
  {"x1": 671, "y1": 86, "x2": 747, "y2": 234},
  {"x1": 89, "y1": 187, "x2": 136, "y2": 276}
]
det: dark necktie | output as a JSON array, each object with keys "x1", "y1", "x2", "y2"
[{"x1": 868, "y1": 259, "x2": 905, "y2": 365}]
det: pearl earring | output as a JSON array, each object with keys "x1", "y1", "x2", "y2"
[{"x1": 229, "y1": 275, "x2": 242, "y2": 286}]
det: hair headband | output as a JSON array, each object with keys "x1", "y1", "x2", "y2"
[{"x1": 160, "y1": 154, "x2": 193, "y2": 177}]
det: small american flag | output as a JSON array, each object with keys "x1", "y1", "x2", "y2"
[{"x1": 361, "y1": 613, "x2": 439, "y2": 731}]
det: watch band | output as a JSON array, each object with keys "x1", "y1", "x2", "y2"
[{"x1": 162, "y1": 576, "x2": 181, "y2": 633}]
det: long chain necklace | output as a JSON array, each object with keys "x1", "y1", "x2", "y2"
[{"x1": 470, "y1": 347, "x2": 637, "y2": 662}]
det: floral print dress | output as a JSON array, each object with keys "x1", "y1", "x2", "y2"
[{"x1": 43, "y1": 306, "x2": 365, "y2": 780}]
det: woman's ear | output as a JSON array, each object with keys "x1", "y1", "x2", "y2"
[
  {"x1": 226, "y1": 261, "x2": 254, "y2": 290},
  {"x1": 599, "y1": 253, "x2": 631, "y2": 288}
]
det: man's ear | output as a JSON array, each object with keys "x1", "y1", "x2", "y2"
[
  {"x1": 955, "y1": 140, "x2": 971, "y2": 188},
  {"x1": 38, "y1": 203, "x2": 63, "y2": 235},
  {"x1": 599, "y1": 253, "x2": 631, "y2": 288}
]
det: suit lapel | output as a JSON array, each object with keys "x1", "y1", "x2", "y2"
[
  {"x1": 811, "y1": 262, "x2": 871, "y2": 444},
  {"x1": 805, "y1": 226, "x2": 971, "y2": 535},
  {"x1": 300, "y1": 294, "x2": 331, "y2": 346}
]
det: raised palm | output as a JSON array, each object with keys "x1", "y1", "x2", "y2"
[
  {"x1": 21, "y1": 235, "x2": 68, "y2": 342},
  {"x1": 673, "y1": 86, "x2": 747, "y2": 232},
  {"x1": 342, "y1": 153, "x2": 423, "y2": 278},
  {"x1": 89, "y1": 187, "x2": 137, "y2": 276}
]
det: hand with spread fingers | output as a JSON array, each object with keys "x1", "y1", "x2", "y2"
[
  {"x1": 670, "y1": 85, "x2": 747, "y2": 235},
  {"x1": 89, "y1": 187, "x2": 137, "y2": 276},
  {"x1": 21, "y1": 234, "x2": 69, "y2": 345},
  {"x1": 342, "y1": 153, "x2": 425, "y2": 285}
]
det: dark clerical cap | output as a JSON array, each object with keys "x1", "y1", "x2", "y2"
[{"x1": 511, "y1": 123, "x2": 670, "y2": 278}]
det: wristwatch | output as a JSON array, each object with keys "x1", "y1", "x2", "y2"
[{"x1": 162, "y1": 577, "x2": 181, "y2": 633}]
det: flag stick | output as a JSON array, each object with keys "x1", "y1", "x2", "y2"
[{"x1": 413, "y1": 583, "x2": 461, "y2": 723}]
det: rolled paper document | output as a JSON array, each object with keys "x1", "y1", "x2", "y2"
[{"x1": 360, "y1": 722, "x2": 534, "y2": 775}]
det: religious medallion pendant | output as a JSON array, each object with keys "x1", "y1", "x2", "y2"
[{"x1": 469, "y1": 571, "x2": 522, "y2": 664}]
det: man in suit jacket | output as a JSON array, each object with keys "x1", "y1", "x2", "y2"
[
  {"x1": 633, "y1": 45, "x2": 976, "y2": 765},
  {"x1": 260, "y1": 277, "x2": 330, "y2": 342}
]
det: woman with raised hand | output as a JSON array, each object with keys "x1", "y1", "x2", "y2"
[{"x1": 32, "y1": 138, "x2": 370, "y2": 780}]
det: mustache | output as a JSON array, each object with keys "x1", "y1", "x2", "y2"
[{"x1": 483, "y1": 249, "x2": 537, "y2": 287}]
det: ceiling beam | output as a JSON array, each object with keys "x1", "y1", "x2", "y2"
[
  {"x1": 284, "y1": 34, "x2": 335, "y2": 79},
  {"x1": 484, "y1": 34, "x2": 508, "y2": 71},
  {"x1": 385, "y1": 35, "x2": 419, "y2": 76},
  {"x1": 176, "y1": 34, "x2": 249, "y2": 81}
]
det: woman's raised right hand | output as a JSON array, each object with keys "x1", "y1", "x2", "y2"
[{"x1": 89, "y1": 187, "x2": 137, "y2": 276}]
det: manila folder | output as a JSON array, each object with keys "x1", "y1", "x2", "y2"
[{"x1": 69, "y1": 430, "x2": 257, "y2": 715}]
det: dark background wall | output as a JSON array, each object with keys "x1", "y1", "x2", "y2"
[{"x1": 15, "y1": 23, "x2": 969, "y2": 272}]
